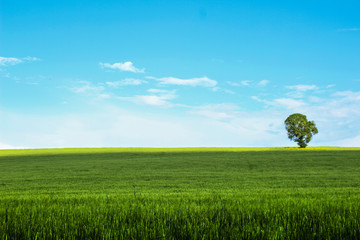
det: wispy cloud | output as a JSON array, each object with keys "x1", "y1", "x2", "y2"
[
  {"x1": 71, "y1": 82, "x2": 105, "y2": 94},
  {"x1": 147, "y1": 89, "x2": 171, "y2": 93},
  {"x1": 258, "y1": 80, "x2": 270, "y2": 86},
  {"x1": 5, "y1": 86, "x2": 360, "y2": 147},
  {"x1": 96, "y1": 94, "x2": 111, "y2": 99},
  {"x1": 23, "y1": 56, "x2": 41, "y2": 62},
  {"x1": 285, "y1": 84, "x2": 318, "y2": 98},
  {"x1": 70, "y1": 81, "x2": 109, "y2": 100},
  {"x1": 308, "y1": 96, "x2": 323, "y2": 103},
  {"x1": 252, "y1": 96, "x2": 306, "y2": 109},
  {"x1": 228, "y1": 80, "x2": 269, "y2": 87},
  {"x1": 326, "y1": 84, "x2": 336, "y2": 88},
  {"x1": 0, "y1": 57, "x2": 22, "y2": 66},
  {"x1": 69, "y1": 81, "x2": 113, "y2": 101},
  {"x1": 191, "y1": 110, "x2": 233, "y2": 120},
  {"x1": 99, "y1": 61, "x2": 145, "y2": 73},
  {"x1": 212, "y1": 87, "x2": 235, "y2": 94},
  {"x1": 241, "y1": 80, "x2": 251, "y2": 86},
  {"x1": 250, "y1": 89, "x2": 360, "y2": 145},
  {"x1": 189, "y1": 103, "x2": 240, "y2": 121},
  {"x1": 0, "y1": 56, "x2": 41, "y2": 67},
  {"x1": 106, "y1": 78, "x2": 147, "y2": 87},
  {"x1": 118, "y1": 89, "x2": 177, "y2": 107},
  {"x1": 286, "y1": 84, "x2": 318, "y2": 91},
  {"x1": 148, "y1": 76, "x2": 217, "y2": 87},
  {"x1": 131, "y1": 95, "x2": 171, "y2": 107},
  {"x1": 227, "y1": 81, "x2": 241, "y2": 87},
  {"x1": 333, "y1": 91, "x2": 360, "y2": 102},
  {"x1": 273, "y1": 98, "x2": 306, "y2": 109}
]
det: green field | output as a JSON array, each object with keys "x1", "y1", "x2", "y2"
[{"x1": 1, "y1": 147, "x2": 360, "y2": 239}]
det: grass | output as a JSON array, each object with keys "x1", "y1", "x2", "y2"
[{"x1": 1, "y1": 147, "x2": 360, "y2": 239}]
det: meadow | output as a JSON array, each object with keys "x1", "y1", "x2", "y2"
[{"x1": 1, "y1": 147, "x2": 360, "y2": 239}]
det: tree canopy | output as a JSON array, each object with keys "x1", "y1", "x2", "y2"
[{"x1": 284, "y1": 113, "x2": 318, "y2": 148}]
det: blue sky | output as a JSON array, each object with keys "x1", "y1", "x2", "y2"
[{"x1": 1, "y1": 0, "x2": 360, "y2": 148}]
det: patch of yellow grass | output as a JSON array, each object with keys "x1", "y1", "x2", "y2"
[{"x1": 0, "y1": 146, "x2": 359, "y2": 157}]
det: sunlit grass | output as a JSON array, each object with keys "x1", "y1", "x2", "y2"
[{"x1": 1, "y1": 147, "x2": 360, "y2": 239}]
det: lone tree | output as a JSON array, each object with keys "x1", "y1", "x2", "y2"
[{"x1": 284, "y1": 113, "x2": 318, "y2": 148}]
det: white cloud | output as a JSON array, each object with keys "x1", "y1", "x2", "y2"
[
  {"x1": 194, "y1": 103, "x2": 240, "y2": 112},
  {"x1": 131, "y1": 96, "x2": 171, "y2": 106},
  {"x1": 23, "y1": 56, "x2": 41, "y2": 62},
  {"x1": 97, "y1": 94, "x2": 111, "y2": 99},
  {"x1": 3, "y1": 91, "x2": 360, "y2": 148},
  {"x1": 0, "y1": 107, "x2": 290, "y2": 148},
  {"x1": 147, "y1": 89, "x2": 170, "y2": 93},
  {"x1": 0, "y1": 70, "x2": 12, "y2": 79},
  {"x1": 191, "y1": 110, "x2": 232, "y2": 120},
  {"x1": 308, "y1": 96, "x2": 322, "y2": 103},
  {"x1": 252, "y1": 96, "x2": 306, "y2": 109},
  {"x1": 187, "y1": 109, "x2": 289, "y2": 146},
  {"x1": 4, "y1": 74, "x2": 360, "y2": 148},
  {"x1": 333, "y1": 91, "x2": 360, "y2": 101},
  {"x1": 0, "y1": 56, "x2": 22, "y2": 66},
  {"x1": 211, "y1": 87, "x2": 235, "y2": 94},
  {"x1": 0, "y1": 56, "x2": 40, "y2": 67},
  {"x1": 71, "y1": 83, "x2": 104, "y2": 94},
  {"x1": 222, "y1": 88, "x2": 236, "y2": 94},
  {"x1": 228, "y1": 80, "x2": 268, "y2": 87},
  {"x1": 227, "y1": 81, "x2": 241, "y2": 87},
  {"x1": 189, "y1": 103, "x2": 240, "y2": 121},
  {"x1": 106, "y1": 78, "x2": 147, "y2": 87},
  {"x1": 273, "y1": 98, "x2": 306, "y2": 109},
  {"x1": 258, "y1": 80, "x2": 270, "y2": 86},
  {"x1": 99, "y1": 61, "x2": 144, "y2": 73},
  {"x1": 148, "y1": 76, "x2": 217, "y2": 87},
  {"x1": 326, "y1": 84, "x2": 336, "y2": 88},
  {"x1": 227, "y1": 80, "x2": 268, "y2": 88},
  {"x1": 251, "y1": 96, "x2": 263, "y2": 102},
  {"x1": 251, "y1": 89, "x2": 360, "y2": 146},
  {"x1": 241, "y1": 80, "x2": 251, "y2": 86},
  {"x1": 118, "y1": 89, "x2": 177, "y2": 107},
  {"x1": 286, "y1": 84, "x2": 318, "y2": 91},
  {"x1": 70, "y1": 81, "x2": 111, "y2": 101},
  {"x1": 286, "y1": 85, "x2": 319, "y2": 98}
]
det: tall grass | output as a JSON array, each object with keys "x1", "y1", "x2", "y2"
[
  {"x1": 1, "y1": 148, "x2": 360, "y2": 239},
  {"x1": 2, "y1": 192, "x2": 360, "y2": 239}
]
